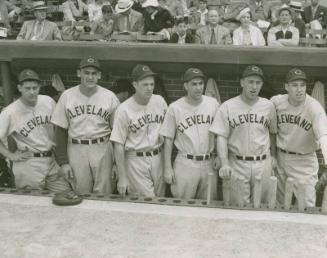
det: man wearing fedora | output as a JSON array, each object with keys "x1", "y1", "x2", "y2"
[
  {"x1": 16, "y1": 1, "x2": 62, "y2": 40},
  {"x1": 113, "y1": 0, "x2": 144, "y2": 34}
]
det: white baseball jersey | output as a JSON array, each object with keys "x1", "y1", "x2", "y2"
[
  {"x1": 0, "y1": 95, "x2": 55, "y2": 152},
  {"x1": 160, "y1": 96, "x2": 219, "y2": 154},
  {"x1": 209, "y1": 96, "x2": 277, "y2": 156},
  {"x1": 271, "y1": 94, "x2": 327, "y2": 154},
  {"x1": 110, "y1": 94, "x2": 167, "y2": 151},
  {"x1": 51, "y1": 85, "x2": 120, "y2": 139}
]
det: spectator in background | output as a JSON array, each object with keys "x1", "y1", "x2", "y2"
[
  {"x1": 290, "y1": 1, "x2": 306, "y2": 38},
  {"x1": 233, "y1": 7, "x2": 266, "y2": 46},
  {"x1": 142, "y1": 0, "x2": 174, "y2": 39},
  {"x1": 166, "y1": 0, "x2": 189, "y2": 19},
  {"x1": 170, "y1": 17, "x2": 194, "y2": 44},
  {"x1": 0, "y1": 0, "x2": 21, "y2": 33},
  {"x1": 195, "y1": 9, "x2": 232, "y2": 45},
  {"x1": 62, "y1": 0, "x2": 88, "y2": 22},
  {"x1": 91, "y1": 4, "x2": 114, "y2": 40},
  {"x1": 248, "y1": 0, "x2": 271, "y2": 22},
  {"x1": 193, "y1": 0, "x2": 208, "y2": 26},
  {"x1": 113, "y1": 0, "x2": 143, "y2": 34},
  {"x1": 270, "y1": 0, "x2": 291, "y2": 25},
  {"x1": 303, "y1": 0, "x2": 327, "y2": 28},
  {"x1": 132, "y1": 0, "x2": 146, "y2": 13},
  {"x1": 17, "y1": 1, "x2": 62, "y2": 40},
  {"x1": 88, "y1": 0, "x2": 109, "y2": 22},
  {"x1": 268, "y1": 5, "x2": 299, "y2": 46}
]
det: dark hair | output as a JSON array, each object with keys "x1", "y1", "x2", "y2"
[
  {"x1": 175, "y1": 17, "x2": 188, "y2": 26},
  {"x1": 102, "y1": 5, "x2": 113, "y2": 13}
]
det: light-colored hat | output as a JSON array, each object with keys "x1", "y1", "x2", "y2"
[
  {"x1": 32, "y1": 1, "x2": 48, "y2": 11},
  {"x1": 290, "y1": 1, "x2": 304, "y2": 12},
  {"x1": 142, "y1": 0, "x2": 159, "y2": 8},
  {"x1": 236, "y1": 7, "x2": 251, "y2": 21},
  {"x1": 115, "y1": 0, "x2": 133, "y2": 14},
  {"x1": 278, "y1": 4, "x2": 292, "y2": 16}
]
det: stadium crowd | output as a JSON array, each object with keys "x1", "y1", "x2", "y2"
[{"x1": 0, "y1": 0, "x2": 327, "y2": 46}]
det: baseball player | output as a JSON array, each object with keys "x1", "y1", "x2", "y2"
[
  {"x1": 160, "y1": 68, "x2": 220, "y2": 200},
  {"x1": 51, "y1": 57, "x2": 120, "y2": 194},
  {"x1": 0, "y1": 69, "x2": 72, "y2": 194},
  {"x1": 209, "y1": 65, "x2": 277, "y2": 205},
  {"x1": 271, "y1": 68, "x2": 327, "y2": 207},
  {"x1": 110, "y1": 64, "x2": 167, "y2": 197}
]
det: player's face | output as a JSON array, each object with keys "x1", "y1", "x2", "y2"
[
  {"x1": 240, "y1": 75, "x2": 263, "y2": 101},
  {"x1": 78, "y1": 67, "x2": 101, "y2": 89},
  {"x1": 285, "y1": 79, "x2": 306, "y2": 104},
  {"x1": 279, "y1": 10, "x2": 291, "y2": 25},
  {"x1": 18, "y1": 80, "x2": 40, "y2": 106},
  {"x1": 208, "y1": 10, "x2": 219, "y2": 26},
  {"x1": 184, "y1": 77, "x2": 204, "y2": 101},
  {"x1": 133, "y1": 76, "x2": 155, "y2": 101}
]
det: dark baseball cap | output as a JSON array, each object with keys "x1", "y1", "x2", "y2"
[
  {"x1": 242, "y1": 65, "x2": 264, "y2": 79},
  {"x1": 183, "y1": 68, "x2": 205, "y2": 82},
  {"x1": 18, "y1": 69, "x2": 41, "y2": 83},
  {"x1": 286, "y1": 68, "x2": 307, "y2": 82},
  {"x1": 132, "y1": 64, "x2": 156, "y2": 81},
  {"x1": 79, "y1": 56, "x2": 101, "y2": 70}
]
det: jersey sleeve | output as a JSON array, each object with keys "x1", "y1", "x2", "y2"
[
  {"x1": 51, "y1": 92, "x2": 69, "y2": 129},
  {"x1": 110, "y1": 106, "x2": 128, "y2": 145},
  {"x1": 0, "y1": 108, "x2": 13, "y2": 139},
  {"x1": 312, "y1": 103, "x2": 327, "y2": 140},
  {"x1": 109, "y1": 93, "x2": 121, "y2": 128},
  {"x1": 159, "y1": 105, "x2": 176, "y2": 139},
  {"x1": 209, "y1": 103, "x2": 230, "y2": 138}
]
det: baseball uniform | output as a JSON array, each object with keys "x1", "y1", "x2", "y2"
[
  {"x1": 51, "y1": 85, "x2": 120, "y2": 194},
  {"x1": 210, "y1": 96, "x2": 277, "y2": 204},
  {"x1": 110, "y1": 94, "x2": 167, "y2": 197},
  {"x1": 0, "y1": 95, "x2": 69, "y2": 191},
  {"x1": 160, "y1": 95, "x2": 219, "y2": 200},
  {"x1": 271, "y1": 94, "x2": 327, "y2": 207}
]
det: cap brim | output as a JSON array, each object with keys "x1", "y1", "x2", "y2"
[
  {"x1": 133, "y1": 71, "x2": 156, "y2": 81},
  {"x1": 287, "y1": 76, "x2": 307, "y2": 82},
  {"x1": 184, "y1": 74, "x2": 205, "y2": 82},
  {"x1": 242, "y1": 72, "x2": 264, "y2": 79},
  {"x1": 19, "y1": 78, "x2": 41, "y2": 83}
]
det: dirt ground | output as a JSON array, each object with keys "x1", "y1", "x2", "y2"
[{"x1": 0, "y1": 194, "x2": 327, "y2": 258}]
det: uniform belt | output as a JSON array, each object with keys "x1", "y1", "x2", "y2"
[
  {"x1": 235, "y1": 154, "x2": 267, "y2": 161},
  {"x1": 186, "y1": 153, "x2": 213, "y2": 161},
  {"x1": 136, "y1": 146, "x2": 163, "y2": 157},
  {"x1": 71, "y1": 135, "x2": 110, "y2": 145},
  {"x1": 279, "y1": 148, "x2": 303, "y2": 155},
  {"x1": 33, "y1": 150, "x2": 53, "y2": 158}
]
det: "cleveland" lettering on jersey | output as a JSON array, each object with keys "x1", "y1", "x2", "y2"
[
  {"x1": 128, "y1": 113, "x2": 165, "y2": 133},
  {"x1": 277, "y1": 114, "x2": 312, "y2": 131},
  {"x1": 228, "y1": 113, "x2": 270, "y2": 129},
  {"x1": 66, "y1": 105, "x2": 111, "y2": 122},
  {"x1": 177, "y1": 114, "x2": 213, "y2": 133},
  {"x1": 20, "y1": 115, "x2": 52, "y2": 137}
]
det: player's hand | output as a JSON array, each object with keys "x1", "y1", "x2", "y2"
[
  {"x1": 219, "y1": 165, "x2": 233, "y2": 179},
  {"x1": 164, "y1": 167, "x2": 176, "y2": 185},
  {"x1": 111, "y1": 164, "x2": 118, "y2": 182},
  {"x1": 271, "y1": 156, "x2": 277, "y2": 169},
  {"x1": 212, "y1": 157, "x2": 221, "y2": 170},
  {"x1": 60, "y1": 164, "x2": 75, "y2": 182},
  {"x1": 117, "y1": 176, "x2": 128, "y2": 198},
  {"x1": 8, "y1": 148, "x2": 33, "y2": 161},
  {"x1": 315, "y1": 171, "x2": 327, "y2": 191}
]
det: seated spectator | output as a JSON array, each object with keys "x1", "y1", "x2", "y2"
[
  {"x1": 170, "y1": 17, "x2": 194, "y2": 44},
  {"x1": 193, "y1": 0, "x2": 208, "y2": 26},
  {"x1": 17, "y1": 1, "x2": 62, "y2": 40},
  {"x1": 303, "y1": 0, "x2": 327, "y2": 29},
  {"x1": 113, "y1": 0, "x2": 143, "y2": 34},
  {"x1": 195, "y1": 9, "x2": 232, "y2": 45},
  {"x1": 0, "y1": 0, "x2": 21, "y2": 34},
  {"x1": 248, "y1": 0, "x2": 271, "y2": 22},
  {"x1": 88, "y1": 0, "x2": 109, "y2": 22},
  {"x1": 233, "y1": 7, "x2": 266, "y2": 46},
  {"x1": 166, "y1": 0, "x2": 189, "y2": 19},
  {"x1": 142, "y1": 0, "x2": 174, "y2": 39},
  {"x1": 62, "y1": 0, "x2": 88, "y2": 22},
  {"x1": 132, "y1": 0, "x2": 146, "y2": 13},
  {"x1": 91, "y1": 4, "x2": 114, "y2": 39},
  {"x1": 290, "y1": 1, "x2": 306, "y2": 38},
  {"x1": 270, "y1": 0, "x2": 291, "y2": 25},
  {"x1": 267, "y1": 5, "x2": 299, "y2": 46}
]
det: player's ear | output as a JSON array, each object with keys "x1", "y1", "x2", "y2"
[
  {"x1": 240, "y1": 78, "x2": 244, "y2": 88},
  {"x1": 183, "y1": 82, "x2": 188, "y2": 91},
  {"x1": 132, "y1": 81, "x2": 137, "y2": 90},
  {"x1": 77, "y1": 69, "x2": 81, "y2": 78},
  {"x1": 97, "y1": 71, "x2": 101, "y2": 80},
  {"x1": 284, "y1": 83, "x2": 289, "y2": 92},
  {"x1": 17, "y1": 83, "x2": 22, "y2": 93}
]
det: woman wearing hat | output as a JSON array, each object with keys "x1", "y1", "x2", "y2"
[{"x1": 232, "y1": 7, "x2": 266, "y2": 46}]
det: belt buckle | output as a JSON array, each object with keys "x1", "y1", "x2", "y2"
[
  {"x1": 195, "y1": 155, "x2": 204, "y2": 161},
  {"x1": 146, "y1": 151, "x2": 152, "y2": 157}
]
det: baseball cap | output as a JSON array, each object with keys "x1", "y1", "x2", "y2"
[
  {"x1": 242, "y1": 65, "x2": 264, "y2": 79},
  {"x1": 18, "y1": 69, "x2": 41, "y2": 83},
  {"x1": 132, "y1": 64, "x2": 156, "y2": 81},
  {"x1": 79, "y1": 56, "x2": 101, "y2": 70},
  {"x1": 183, "y1": 68, "x2": 205, "y2": 82},
  {"x1": 285, "y1": 68, "x2": 307, "y2": 82}
]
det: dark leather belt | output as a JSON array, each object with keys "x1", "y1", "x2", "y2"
[
  {"x1": 136, "y1": 146, "x2": 163, "y2": 157},
  {"x1": 71, "y1": 135, "x2": 110, "y2": 145},
  {"x1": 236, "y1": 154, "x2": 267, "y2": 161},
  {"x1": 186, "y1": 153, "x2": 213, "y2": 161},
  {"x1": 33, "y1": 150, "x2": 53, "y2": 158},
  {"x1": 279, "y1": 148, "x2": 303, "y2": 155}
]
